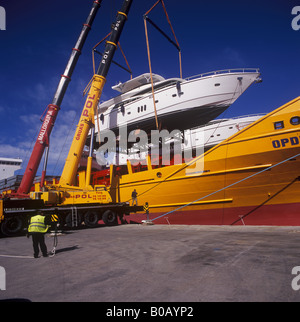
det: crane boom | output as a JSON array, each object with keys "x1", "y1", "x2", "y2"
[
  {"x1": 59, "y1": 0, "x2": 133, "y2": 187},
  {"x1": 17, "y1": 0, "x2": 102, "y2": 195},
  {"x1": 0, "y1": 0, "x2": 143, "y2": 238}
]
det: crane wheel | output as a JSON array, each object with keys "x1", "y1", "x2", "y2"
[
  {"x1": 1, "y1": 216, "x2": 24, "y2": 237},
  {"x1": 102, "y1": 210, "x2": 118, "y2": 226},
  {"x1": 83, "y1": 211, "x2": 99, "y2": 228}
]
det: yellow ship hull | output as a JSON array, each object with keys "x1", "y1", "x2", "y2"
[{"x1": 108, "y1": 97, "x2": 300, "y2": 225}]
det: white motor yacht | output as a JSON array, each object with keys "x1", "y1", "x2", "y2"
[{"x1": 94, "y1": 68, "x2": 261, "y2": 139}]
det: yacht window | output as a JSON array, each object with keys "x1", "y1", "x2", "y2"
[
  {"x1": 274, "y1": 121, "x2": 284, "y2": 130},
  {"x1": 141, "y1": 105, "x2": 143, "y2": 112},
  {"x1": 144, "y1": 105, "x2": 146, "y2": 111},
  {"x1": 138, "y1": 107, "x2": 140, "y2": 113},
  {"x1": 134, "y1": 80, "x2": 177, "y2": 96},
  {"x1": 215, "y1": 83, "x2": 221, "y2": 87}
]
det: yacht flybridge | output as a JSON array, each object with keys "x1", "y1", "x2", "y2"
[{"x1": 94, "y1": 68, "x2": 261, "y2": 139}]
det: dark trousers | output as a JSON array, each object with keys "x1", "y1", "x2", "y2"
[{"x1": 31, "y1": 233, "x2": 48, "y2": 257}]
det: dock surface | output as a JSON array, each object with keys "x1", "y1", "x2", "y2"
[{"x1": 1, "y1": 224, "x2": 300, "y2": 302}]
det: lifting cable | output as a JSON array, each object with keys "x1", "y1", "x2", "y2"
[
  {"x1": 50, "y1": 232, "x2": 58, "y2": 257},
  {"x1": 91, "y1": 33, "x2": 132, "y2": 77},
  {"x1": 50, "y1": 220, "x2": 58, "y2": 257},
  {"x1": 144, "y1": 19, "x2": 159, "y2": 130},
  {"x1": 150, "y1": 151, "x2": 300, "y2": 223},
  {"x1": 143, "y1": 0, "x2": 182, "y2": 130}
]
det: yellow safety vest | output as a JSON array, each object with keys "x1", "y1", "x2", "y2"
[{"x1": 28, "y1": 215, "x2": 49, "y2": 233}]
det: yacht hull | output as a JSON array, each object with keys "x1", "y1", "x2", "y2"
[{"x1": 95, "y1": 69, "x2": 261, "y2": 136}]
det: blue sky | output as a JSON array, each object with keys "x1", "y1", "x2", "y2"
[{"x1": 0, "y1": 0, "x2": 300, "y2": 176}]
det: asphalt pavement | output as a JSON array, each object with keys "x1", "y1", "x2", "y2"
[{"x1": 0, "y1": 224, "x2": 300, "y2": 302}]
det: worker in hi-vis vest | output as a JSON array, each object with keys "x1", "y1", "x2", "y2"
[{"x1": 28, "y1": 211, "x2": 51, "y2": 258}]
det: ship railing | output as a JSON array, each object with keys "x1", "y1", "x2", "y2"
[
  {"x1": 226, "y1": 113, "x2": 266, "y2": 120},
  {"x1": 185, "y1": 68, "x2": 260, "y2": 81},
  {"x1": 189, "y1": 113, "x2": 266, "y2": 130}
]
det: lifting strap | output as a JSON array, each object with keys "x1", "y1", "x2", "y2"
[
  {"x1": 144, "y1": 0, "x2": 182, "y2": 79},
  {"x1": 143, "y1": 0, "x2": 182, "y2": 130}
]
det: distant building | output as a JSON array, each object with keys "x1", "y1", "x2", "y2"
[{"x1": 0, "y1": 157, "x2": 22, "y2": 181}]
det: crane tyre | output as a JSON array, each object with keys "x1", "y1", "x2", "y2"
[
  {"x1": 1, "y1": 216, "x2": 24, "y2": 237},
  {"x1": 83, "y1": 211, "x2": 99, "y2": 228},
  {"x1": 102, "y1": 210, "x2": 118, "y2": 226}
]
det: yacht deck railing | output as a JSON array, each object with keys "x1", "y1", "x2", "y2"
[{"x1": 185, "y1": 68, "x2": 260, "y2": 81}]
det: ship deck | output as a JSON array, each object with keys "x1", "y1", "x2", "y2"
[{"x1": 0, "y1": 224, "x2": 300, "y2": 303}]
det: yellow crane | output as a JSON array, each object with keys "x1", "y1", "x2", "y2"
[
  {"x1": 31, "y1": 0, "x2": 133, "y2": 207},
  {"x1": 1, "y1": 0, "x2": 141, "y2": 236}
]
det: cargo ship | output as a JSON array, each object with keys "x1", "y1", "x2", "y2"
[{"x1": 92, "y1": 96, "x2": 300, "y2": 226}]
